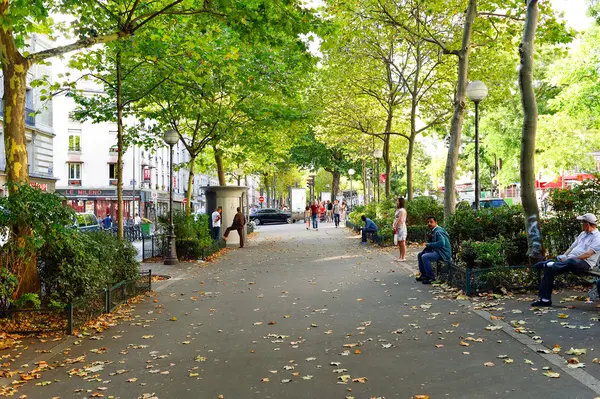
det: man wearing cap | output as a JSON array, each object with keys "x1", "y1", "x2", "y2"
[{"x1": 531, "y1": 213, "x2": 600, "y2": 307}]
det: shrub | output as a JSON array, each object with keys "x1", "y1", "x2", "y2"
[
  {"x1": 407, "y1": 196, "x2": 444, "y2": 226},
  {"x1": 459, "y1": 239, "x2": 507, "y2": 269},
  {"x1": 158, "y1": 211, "x2": 213, "y2": 260},
  {"x1": 176, "y1": 239, "x2": 203, "y2": 260},
  {"x1": 0, "y1": 268, "x2": 17, "y2": 313},
  {"x1": 38, "y1": 230, "x2": 139, "y2": 303},
  {"x1": 12, "y1": 293, "x2": 41, "y2": 310},
  {"x1": 407, "y1": 225, "x2": 429, "y2": 243}
]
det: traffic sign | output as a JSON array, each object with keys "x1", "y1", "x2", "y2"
[
  {"x1": 183, "y1": 198, "x2": 188, "y2": 205},
  {"x1": 259, "y1": 196, "x2": 264, "y2": 203}
]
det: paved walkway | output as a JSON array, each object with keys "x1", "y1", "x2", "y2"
[{"x1": 4, "y1": 223, "x2": 600, "y2": 398}]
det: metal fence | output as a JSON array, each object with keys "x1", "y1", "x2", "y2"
[
  {"x1": 0, "y1": 271, "x2": 152, "y2": 335},
  {"x1": 142, "y1": 235, "x2": 166, "y2": 261}
]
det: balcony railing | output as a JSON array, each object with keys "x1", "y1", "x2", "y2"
[{"x1": 0, "y1": 106, "x2": 36, "y2": 126}]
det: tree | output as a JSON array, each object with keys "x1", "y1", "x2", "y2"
[{"x1": 520, "y1": 0, "x2": 542, "y2": 259}]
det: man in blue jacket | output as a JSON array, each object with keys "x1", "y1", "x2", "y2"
[
  {"x1": 417, "y1": 216, "x2": 452, "y2": 284},
  {"x1": 360, "y1": 215, "x2": 378, "y2": 244}
]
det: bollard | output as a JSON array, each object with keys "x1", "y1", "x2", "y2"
[
  {"x1": 66, "y1": 303, "x2": 73, "y2": 335},
  {"x1": 149, "y1": 269, "x2": 152, "y2": 291},
  {"x1": 465, "y1": 266, "x2": 472, "y2": 296},
  {"x1": 105, "y1": 289, "x2": 111, "y2": 313}
]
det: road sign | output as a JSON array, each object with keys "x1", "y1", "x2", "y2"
[
  {"x1": 183, "y1": 198, "x2": 188, "y2": 205},
  {"x1": 259, "y1": 196, "x2": 264, "y2": 203}
]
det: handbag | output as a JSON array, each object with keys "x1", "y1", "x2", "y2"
[{"x1": 393, "y1": 227, "x2": 398, "y2": 245}]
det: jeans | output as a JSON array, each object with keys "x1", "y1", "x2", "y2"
[
  {"x1": 361, "y1": 227, "x2": 377, "y2": 242},
  {"x1": 534, "y1": 258, "x2": 590, "y2": 300},
  {"x1": 418, "y1": 250, "x2": 441, "y2": 280},
  {"x1": 312, "y1": 215, "x2": 318, "y2": 229},
  {"x1": 333, "y1": 213, "x2": 340, "y2": 227},
  {"x1": 212, "y1": 226, "x2": 221, "y2": 240}
]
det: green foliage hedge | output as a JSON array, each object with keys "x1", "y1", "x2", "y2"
[
  {"x1": 0, "y1": 184, "x2": 139, "y2": 306},
  {"x1": 159, "y1": 211, "x2": 213, "y2": 260}
]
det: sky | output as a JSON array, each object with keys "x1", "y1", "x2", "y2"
[{"x1": 551, "y1": 0, "x2": 593, "y2": 31}]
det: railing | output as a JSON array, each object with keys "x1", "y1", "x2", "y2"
[{"x1": 0, "y1": 271, "x2": 152, "y2": 334}]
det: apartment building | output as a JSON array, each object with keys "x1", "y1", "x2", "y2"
[{"x1": 0, "y1": 35, "x2": 56, "y2": 195}]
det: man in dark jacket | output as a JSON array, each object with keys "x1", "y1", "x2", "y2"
[
  {"x1": 360, "y1": 214, "x2": 379, "y2": 244},
  {"x1": 417, "y1": 216, "x2": 452, "y2": 284},
  {"x1": 223, "y1": 207, "x2": 247, "y2": 248}
]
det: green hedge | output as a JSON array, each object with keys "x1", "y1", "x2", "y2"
[
  {"x1": 158, "y1": 211, "x2": 213, "y2": 260},
  {"x1": 407, "y1": 225, "x2": 429, "y2": 243}
]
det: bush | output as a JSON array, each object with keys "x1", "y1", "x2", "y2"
[
  {"x1": 0, "y1": 268, "x2": 17, "y2": 313},
  {"x1": 459, "y1": 239, "x2": 507, "y2": 269},
  {"x1": 407, "y1": 225, "x2": 429, "y2": 243},
  {"x1": 38, "y1": 230, "x2": 139, "y2": 303},
  {"x1": 158, "y1": 211, "x2": 213, "y2": 260},
  {"x1": 407, "y1": 196, "x2": 444, "y2": 226}
]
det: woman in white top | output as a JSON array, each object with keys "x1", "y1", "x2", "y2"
[{"x1": 393, "y1": 197, "x2": 408, "y2": 261}]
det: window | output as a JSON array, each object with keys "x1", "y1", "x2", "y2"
[
  {"x1": 109, "y1": 144, "x2": 118, "y2": 153},
  {"x1": 108, "y1": 163, "x2": 119, "y2": 179},
  {"x1": 68, "y1": 129, "x2": 81, "y2": 152},
  {"x1": 68, "y1": 163, "x2": 81, "y2": 180}
]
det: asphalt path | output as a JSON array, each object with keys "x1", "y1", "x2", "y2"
[{"x1": 12, "y1": 222, "x2": 599, "y2": 398}]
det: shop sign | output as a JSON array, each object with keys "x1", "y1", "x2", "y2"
[
  {"x1": 29, "y1": 182, "x2": 48, "y2": 191},
  {"x1": 144, "y1": 168, "x2": 151, "y2": 182}
]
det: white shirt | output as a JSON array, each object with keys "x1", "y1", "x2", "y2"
[
  {"x1": 134, "y1": 216, "x2": 141, "y2": 225},
  {"x1": 211, "y1": 211, "x2": 221, "y2": 227},
  {"x1": 568, "y1": 229, "x2": 600, "y2": 267}
]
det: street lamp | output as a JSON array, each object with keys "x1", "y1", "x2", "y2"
[
  {"x1": 348, "y1": 168, "x2": 355, "y2": 210},
  {"x1": 373, "y1": 149, "x2": 383, "y2": 202},
  {"x1": 466, "y1": 80, "x2": 488, "y2": 210},
  {"x1": 163, "y1": 129, "x2": 179, "y2": 266}
]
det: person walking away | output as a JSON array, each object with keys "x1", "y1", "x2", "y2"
[
  {"x1": 333, "y1": 200, "x2": 341, "y2": 228},
  {"x1": 310, "y1": 201, "x2": 320, "y2": 231},
  {"x1": 211, "y1": 206, "x2": 222, "y2": 240},
  {"x1": 102, "y1": 213, "x2": 112, "y2": 230},
  {"x1": 223, "y1": 207, "x2": 246, "y2": 248},
  {"x1": 531, "y1": 213, "x2": 600, "y2": 307},
  {"x1": 417, "y1": 216, "x2": 452, "y2": 285},
  {"x1": 393, "y1": 198, "x2": 408, "y2": 261},
  {"x1": 360, "y1": 215, "x2": 378, "y2": 244},
  {"x1": 326, "y1": 200, "x2": 333, "y2": 222},
  {"x1": 304, "y1": 206, "x2": 311, "y2": 230},
  {"x1": 340, "y1": 201, "x2": 347, "y2": 222},
  {"x1": 319, "y1": 202, "x2": 326, "y2": 222}
]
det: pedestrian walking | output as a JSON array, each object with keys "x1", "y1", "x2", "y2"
[
  {"x1": 223, "y1": 207, "x2": 246, "y2": 248},
  {"x1": 326, "y1": 200, "x2": 333, "y2": 222},
  {"x1": 102, "y1": 213, "x2": 113, "y2": 230},
  {"x1": 319, "y1": 202, "x2": 326, "y2": 223},
  {"x1": 310, "y1": 201, "x2": 320, "y2": 231},
  {"x1": 333, "y1": 200, "x2": 341, "y2": 228},
  {"x1": 393, "y1": 197, "x2": 408, "y2": 261},
  {"x1": 211, "y1": 206, "x2": 222, "y2": 240},
  {"x1": 304, "y1": 205, "x2": 311, "y2": 230},
  {"x1": 340, "y1": 201, "x2": 348, "y2": 222},
  {"x1": 417, "y1": 216, "x2": 451, "y2": 285}
]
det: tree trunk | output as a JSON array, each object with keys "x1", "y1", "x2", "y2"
[
  {"x1": 406, "y1": 136, "x2": 415, "y2": 201},
  {"x1": 361, "y1": 159, "x2": 368, "y2": 205},
  {"x1": 519, "y1": 0, "x2": 543, "y2": 260},
  {"x1": 214, "y1": 145, "x2": 226, "y2": 185},
  {"x1": 263, "y1": 172, "x2": 270, "y2": 207},
  {"x1": 331, "y1": 170, "x2": 341, "y2": 201},
  {"x1": 407, "y1": 37, "x2": 421, "y2": 202},
  {"x1": 443, "y1": 0, "x2": 477, "y2": 219},
  {"x1": 116, "y1": 51, "x2": 124, "y2": 240},
  {"x1": 186, "y1": 160, "x2": 195, "y2": 217},
  {"x1": 383, "y1": 112, "x2": 393, "y2": 198}
]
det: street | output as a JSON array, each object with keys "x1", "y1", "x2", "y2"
[{"x1": 10, "y1": 223, "x2": 600, "y2": 398}]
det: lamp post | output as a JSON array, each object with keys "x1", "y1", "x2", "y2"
[
  {"x1": 163, "y1": 129, "x2": 179, "y2": 266},
  {"x1": 373, "y1": 149, "x2": 383, "y2": 203},
  {"x1": 348, "y1": 168, "x2": 355, "y2": 210},
  {"x1": 466, "y1": 80, "x2": 488, "y2": 210}
]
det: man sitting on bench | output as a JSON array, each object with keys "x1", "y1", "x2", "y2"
[
  {"x1": 531, "y1": 213, "x2": 600, "y2": 307},
  {"x1": 360, "y1": 215, "x2": 378, "y2": 245},
  {"x1": 416, "y1": 216, "x2": 452, "y2": 285}
]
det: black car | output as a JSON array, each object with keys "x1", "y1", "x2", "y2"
[{"x1": 250, "y1": 208, "x2": 292, "y2": 225}]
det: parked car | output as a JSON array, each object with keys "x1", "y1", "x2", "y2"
[
  {"x1": 478, "y1": 198, "x2": 508, "y2": 209},
  {"x1": 73, "y1": 212, "x2": 102, "y2": 232},
  {"x1": 250, "y1": 208, "x2": 292, "y2": 225}
]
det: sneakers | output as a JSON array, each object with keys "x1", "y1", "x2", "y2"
[
  {"x1": 531, "y1": 299, "x2": 552, "y2": 307},
  {"x1": 415, "y1": 276, "x2": 424, "y2": 282}
]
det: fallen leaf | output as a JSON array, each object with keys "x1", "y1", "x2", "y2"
[
  {"x1": 566, "y1": 348, "x2": 587, "y2": 356},
  {"x1": 261, "y1": 378, "x2": 269, "y2": 382},
  {"x1": 543, "y1": 371, "x2": 560, "y2": 378},
  {"x1": 483, "y1": 362, "x2": 495, "y2": 367},
  {"x1": 352, "y1": 377, "x2": 367, "y2": 383},
  {"x1": 557, "y1": 314, "x2": 569, "y2": 319}
]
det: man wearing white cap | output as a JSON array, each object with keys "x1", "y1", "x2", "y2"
[{"x1": 532, "y1": 213, "x2": 600, "y2": 307}]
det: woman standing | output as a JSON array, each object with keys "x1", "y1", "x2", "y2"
[
  {"x1": 304, "y1": 205, "x2": 311, "y2": 230},
  {"x1": 393, "y1": 197, "x2": 408, "y2": 261}
]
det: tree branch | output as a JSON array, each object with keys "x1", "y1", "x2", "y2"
[
  {"x1": 479, "y1": 12, "x2": 525, "y2": 22},
  {"x1": 28, "y1": 33, "x2": 124, "y2": 63}
]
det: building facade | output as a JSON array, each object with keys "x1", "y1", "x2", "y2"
[{"x1": 0, "y1": 35, "x2": 56, "y2": 195}]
